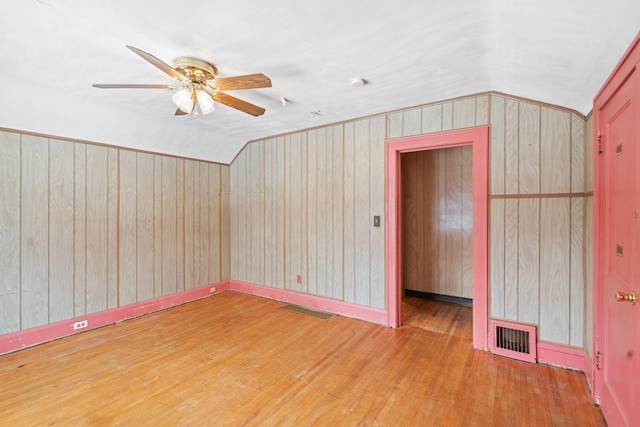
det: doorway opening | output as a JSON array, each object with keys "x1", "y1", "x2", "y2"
[
  {"x1": 385, "y1": 127, "x2": 488, "y2": 350},
  {"x1": 400, "y1": 146, "x2": 474, "y2": 340}
]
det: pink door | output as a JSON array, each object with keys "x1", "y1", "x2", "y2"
[{"x1": 594, "y1": 35, "x2": 640, "y2": 427}]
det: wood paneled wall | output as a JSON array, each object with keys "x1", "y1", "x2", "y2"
[
  {"x1": 488, "y1": 95, "x2": 586, "y2": 347},
  {"x1": 231, "y1": 118, "x2": 386, "y2": 309},
  {"x1": 232, "y1": 93, "x2": 591, "y2": 349},
  {"x1": 401, "y1": 147, "x2": 473, "y2": 298},
  {"x1": 0, "y1": 131, "x2": 229, "y2": 335}
]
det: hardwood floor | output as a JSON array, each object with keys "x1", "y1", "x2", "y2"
[{"x1": 0, "y1": 292, "x2": 605, "y2": 426}]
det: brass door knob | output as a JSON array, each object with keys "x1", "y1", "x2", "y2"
[{"x1": 615, "y1": 291, "x2": 636, "y2": 305}]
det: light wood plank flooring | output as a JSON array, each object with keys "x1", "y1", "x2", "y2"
[{"x1": 0, "y1": 292, "x2": 605, "y2": 426}]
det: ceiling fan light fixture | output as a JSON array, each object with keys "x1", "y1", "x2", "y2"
[
  {"x1": 196, "y1": 89, "x2": 215, "y2": 115},
  {"x1": 172, "y1": 88, "x2": 194, "y2": 113}
]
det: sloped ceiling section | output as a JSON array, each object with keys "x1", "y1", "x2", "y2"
[{"x1": 1, "y1": 0, "x2": 638, "y2": 164}]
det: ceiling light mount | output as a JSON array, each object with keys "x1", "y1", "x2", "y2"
[{"x1": 173, "y1": 57, "x2": 217, "y2": 84}]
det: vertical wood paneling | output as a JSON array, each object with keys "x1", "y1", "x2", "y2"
[
  {"x1": 343, "y1": 123, "x2": 355, "y2": 303},
  {"x1": 86, "y1": 145, "x2": 108, "y2": 314},
  {"x1": 209, "y1": 163, "x2": 221, "y2": 285},
  {"x1": 354, "y1": 119, "x2": 371, "y2": 306},
  {"x1": 276, "y1": 136, "x2": 286, "y2": 289},
  {"x1": 584, "y1": 195, "x2": 594, "y2": 356},
  {"x1": 403, "y1": 146, "x2": 472, "y2": 299},
  {"x1": 437, "y1": 150, "x2": 447, "y2": 294},
  {"x1": 444, "y1": 147, "x2": 463, "y2": 297},
  {"x1": 475, "y1": 95, "x2": 489, "y2": 126},
  {"x1": 192, "y1": 159, "x2": 203, "y2": 285},
  {"x1": 220, "y1": 165, "x2": 231, "y2": 282},
  {"x1": 569, "y1": 197, "x2": 584, "y2": 347},
  {"x1": 175, "y1": 159, "x2": 184, "y2": 291},
  {"x1": 330, "y1": 126, "x2": 343, "y2": 299},
  {"x1": 136, "y1": 153, "x2": 154, "y2": 302},
  {"x1": 571, "y1": 114, "x2": 585, "y2": 193},
  {"x1": 1, "y1": 129, "x2": 235, "y2": 337},
  {"x1": 503, "y1": 199, "x2": 519, "y2": 321},
  {"x1": 423, "y1": 151, "x2": 440, "y2": 294},
  {"x1": 388, "y1": 112, "x2": 403, "y2": 138},
  {"x1": 21, "y1": 135, "x2": 49, "y2": 329},
  {"x1": 401, "y1": 153, "x2": 419, "y2": 292},
  {"x1": 229, "y1": 157, "x2": 238, "y2": 283},
  {"x1": 490, "y1": 198, "x2": 505, "y2": 318},
  {"x1": 198, "y1": 161, "x2": 211, "y2": 287},
  {"x1": 239, "y1": 150, "x2": 249, "y2": 285},
  {"x1": 48, "y1": 139, "x2": 75, "y2": 322},
  {"x1": 183, "y1": 160, "x2": 194, "y2": 290},
  {"x1": 461, "y1": 146, "x2": 473, "y2": 299},
  {"x1": 107, "y1": 148, "x2": 118, "y2": 309},
  {"x1": 249, "y1": 143, "x2": 263, "y2": 285},
  {"x1": 119, "y1": 151, "x2": 136, "y2": 305},
  {"x1": 153, "y1": 155, "x2": 162, "y2": 297},
  {"x1": 539, "y1": 198, "x2": 571, "y2": 343},
  {"x1": 518, "y1": 198, "x2": 539, "y2": 325},
  {"x1": 540, "y1": 108, "x2": 571, "y2": 193},
  {"x1": 74, "y1": 144, "x2": 86, "y2": 316},
  {"x1": 306, "y1": 130, "x2": 318, "y2": 295},
  {"x1": 441, "y1": 102, "x2": 453, "y2": 131},
  {"x1": 369, "y1": 116, "x2": 386, "y2": 309},
  {"x1": 490, "y1": 96, "x2": 506, "y2": 195},
  {"x1": 453, "y1": 98, "x2": 476, "y2": 129},
  {"x1": 264, "y1": 139, "x2": 277, "y2": 288},
  {"x1": 585, "y1": 116, "x2": 594, "y2": 192},
  {"x1": 422, "y1": 104, "x2": 443, "y2": 134},
  {"x1": 518, "y1": 103, "x2": 540, "y2": 194},
  {"x1": 316, "y1": 128, "x2": 328, "y2": 297},
  {"x1": 402, "y1": 108, "x2": 422, "y2": 137},
  {"x1": 504, "y1": 99, "x2": 519, "y2": 195},
  {"x1": 286, "y1": 133, "x2": 306, "y2": 292},
  {"x1": 0, "y1": 132, "x2": 21, "y2": 334},
  {"x1": 159, "y1": 156, "x2": 178, "y2": 295}
]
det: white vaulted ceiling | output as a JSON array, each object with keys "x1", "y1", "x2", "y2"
[{"x1": 1, "y1": 1, "x2": 638, "y2": 164}]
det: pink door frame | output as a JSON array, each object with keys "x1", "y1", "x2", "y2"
[{"x1": 385, "y1": 127, "x2": 489, "y2": 350}]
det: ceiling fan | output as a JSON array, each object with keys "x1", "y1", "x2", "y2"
[{"x1": 93, "y1": 45, "x2": 271, "y2": 117}]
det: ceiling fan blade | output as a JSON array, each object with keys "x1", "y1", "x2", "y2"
[
  {"x1": 209, "y1": 73, "x2": 272, "y2": 90},
  {"x1": 92, "y1": 84, "x2": 176, "y2": 89},
  {"x1": 126, "y1": 45, "x2": 187, "y2": 82},
  {"x1": 211, "y1": 92, "x2": 265, "y2": 117},
  {"x1": 175, "y1": 108, "x2": 189, "y2": 116}
]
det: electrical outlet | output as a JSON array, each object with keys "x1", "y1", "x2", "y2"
[
  {"x1": 210, "y1": 287, "x2": 216, "y2": 293},
  {"x1": 73, "y1": 320, "x2": 88, "y2": 330}
]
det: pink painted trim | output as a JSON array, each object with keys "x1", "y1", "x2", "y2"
[
  {"x1": 0, "y1": 282, "x2": 230, "y2": 356},
  {"x1": 536, "y1": 341, "x2": 586, "y2": 372},
  {"x1": 386, "y1": 127, "x2": 489, "y2": 350},
  {"x1": 229, "y1": 281, "x2": 389, "y2": 325},
  {"x1": 583, "y1": 353, "x2": 597, "y2": 403}
]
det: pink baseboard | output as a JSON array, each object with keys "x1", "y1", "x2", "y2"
[
  {"x1": 229, "y1": 280, "x2": 389, "y2": 326},
  {"x1": 536, "y1": 341, "x2": 587, "y2": 372},
  {"x1": 0, "y1": 282, "x2": 230, "y2": 356}
]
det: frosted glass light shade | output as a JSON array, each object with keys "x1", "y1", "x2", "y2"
[
  {"x1": 196, "y1": 90, "x2": 215, "y2": 115},
  {"x1": 172, "y1": 88, "x2": 194, "y2": 113}
]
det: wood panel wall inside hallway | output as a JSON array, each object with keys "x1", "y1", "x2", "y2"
[
  {"x1": 401, "y1": 147, "x2": 473, "y2": 299},
  {"x1": 0, "y1": 130, "x2": 230, "y2": 336}
]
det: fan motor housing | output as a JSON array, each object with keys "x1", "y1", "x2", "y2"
[{"x1": 173, "y1": 57, "x2": 217, "y2": 83}]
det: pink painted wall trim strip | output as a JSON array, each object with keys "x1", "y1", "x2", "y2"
[
  {"x1": 229, "y1": 281, "x2": 389, "y2": 325},
  {"x1": 536, "y1": 342, "x2": 586, "y2": 372},
  {"x1": 0, "y1": 282, "x2": 230, "y2": 356}
]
